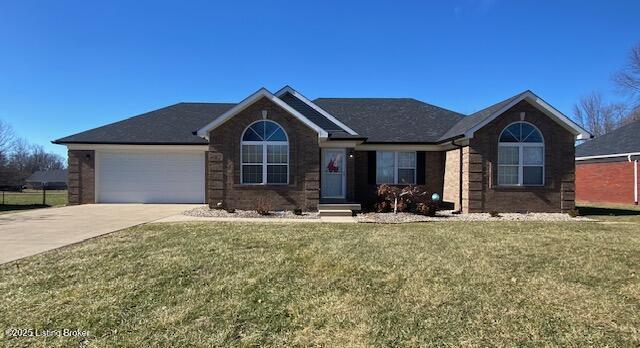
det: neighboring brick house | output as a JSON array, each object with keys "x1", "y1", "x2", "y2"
[
  {"x1": 575, "y1": 119, "x2": 640, "y2": 206},
  {"x1": 53, "y1": 86, "x2": 591, "y2": 214}
]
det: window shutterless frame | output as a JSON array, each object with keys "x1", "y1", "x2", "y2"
[
  {"x1": 497, "y1": 121, "x2": 545, "y2": 187},
  {"x1": 240, "y1": 120, "x2": 289, "y2": 185},
  {"x1": 376, "y1": 151, "x2": 417, "y2": 185}
]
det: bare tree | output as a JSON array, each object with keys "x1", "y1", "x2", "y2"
[
  {"x1": 614, "y1": 43, "x2": 640, "y2": 108},
  {"x1": 0, "y1": 120, "x2": 15, "y2": 163},
  {"x1": 573, "y1": 92, "x2": 627, "y2": 137}
]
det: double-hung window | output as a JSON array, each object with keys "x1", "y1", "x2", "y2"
[
  {"x1": 376, "y1": 151, "x2": 416, "y2": 184},
  {"x1": 241, "y1": 120, "x2": 288, "y2": 184},
  {"x1": 497, "y1": 122, "x2": 544, "y2": 186}
]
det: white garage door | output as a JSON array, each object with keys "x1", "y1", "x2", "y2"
[{"x1": 97, "y1": 151, "x2": 205, "y2": 203}]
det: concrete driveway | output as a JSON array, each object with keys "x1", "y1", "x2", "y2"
[{"x1": 0, "y1": 204, "x2": 201, "y2": 264}]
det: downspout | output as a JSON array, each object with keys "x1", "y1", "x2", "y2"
[
  {"x1": 630, "y1": 155, "x2": 638, "y2": 205},
  {"x1": 452, "y1": 139, "x2": 464, "y2": 214}
]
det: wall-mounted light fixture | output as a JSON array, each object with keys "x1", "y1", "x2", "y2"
[{"x1": 262, "y1": 110, "x2": 268, "y2": 119}]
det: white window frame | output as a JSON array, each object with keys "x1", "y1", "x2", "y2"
[
  {"x1": 497, "y1": 122, "x2": 545, "y2": 187},
  {"x1": 240, "y1": 120, "x2": 289, "y2": 185},
  {"x1": 376, "y1": 151, "x2": 417, "y2": 185}
]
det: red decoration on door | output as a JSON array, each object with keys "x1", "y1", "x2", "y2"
[{"x1": 327, "y1": 157, "x2": 340, "y2": 173}]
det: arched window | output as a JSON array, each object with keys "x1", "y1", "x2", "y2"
[
  {"x1": 241, "y1": 120, "x2": 289, "y2": 184},
  {"x1": 498, "y1": 122, "x2": 544, "y2": 186}
]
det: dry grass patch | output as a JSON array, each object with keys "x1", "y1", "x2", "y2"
[{"x1": 0, "y1": 221, "x2": 639, "y2": 347}]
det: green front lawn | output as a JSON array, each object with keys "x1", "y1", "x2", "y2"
[
  {"x1": 1, "y1": 221, "x2": 639, "y2": 346},
  {"x1": 0, "y1": 190, "x2": 67, "y2": 213}
]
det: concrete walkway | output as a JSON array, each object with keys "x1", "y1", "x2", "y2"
[{"x1": 0, "y1": 204, "x2": 201, "y2": 264}]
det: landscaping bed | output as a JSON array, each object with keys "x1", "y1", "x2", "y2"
[
  {"x1": 184, "y1": 206, "x2": 319, "y2": 219},
  {"x1": 356, "y1": 210, "x2": 592, "y2": 223}
]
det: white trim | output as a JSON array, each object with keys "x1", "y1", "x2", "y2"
[
  {"x1": 376, "y1": 151, "x2": 417, "y2": 185},
  {"x1": 240, "y1": 120, "x2": 289, "y2": 185},
  {"x1": 355, "y1": 144, "x2": 446, "y2": 151},
  {"x1": 321, "y1": 148, "x2": 347, "y2": 199},
  {"x1": 196, "y1": 88, "x2": 328, "y2": 139},
  {"x1": 65, "y1": 144, "x2": 208, "y2": 151},
  {"x1": 319, "y1": 139, "x2": 364, "y2": 148},
  {"x1": 576, "y1": 151, "x2": 640, "y2": 161},
  {"x1": 465, "y1": 91, "x2": 591, "y2": 141},
  {"x1": 94, "y1": 151, "x2": 100, "y2": 203},
  {"x1": 275, "y1": 86, "x2": 359, "y2": 135},
  {"x1": 631, "y1": 155, "x2": 638, "y2": 205},
  {"x1": 497, "y1": 122, "x2": 545, "y2": 187}
]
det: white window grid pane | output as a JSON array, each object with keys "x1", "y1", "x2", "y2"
[
  {"x1": 242, "y1": 144, "x2": 263, "y2": 163},
  {"x1": 398, "y1": 152, "x2": 416, "y2": 168},
  {"x1": 498, "y1": 146, "x2": 519, "y2": 165},
  {"x1": 376, "y1": 151, "x2": 395, "y2": 184},
  {"x1": 267, "y1": 165, "x2": 288, "y2": 184},
  {"x1": 267, "y1": 144, "x2": 288, "y2": 164},
  {"x1": 498, "y1": 165, "x2": 518, "y2": 185},
  {"x1": 241, "y1": 165, "x2": 263, "y2": 184},
  {"x1": 523, "y1": 166, "x2": 544, "y2": 185},
  {"x1": 523, "y1": 146, "x2": 543, "y2": 165},
  {"x1": 397, "y1": 169, "x2": 416, "y2": 184}
]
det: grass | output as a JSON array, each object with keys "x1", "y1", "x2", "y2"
[
  {"x1": 0, "y1": 190, "x2": 67, "y2": 213},
  {"x1": 1, "y1": 221, "x2": 639, "y2": 347}
]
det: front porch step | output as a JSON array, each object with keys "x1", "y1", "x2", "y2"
[
  {"x1": 318, "y1": 203, "x2": 361, "y2": 211},
  {"x1": 318, "y1": 203, "x2": 361, "y2": 217},
  {"x1": 318, "y1": 209, "x2": 354, "y2": 217}
]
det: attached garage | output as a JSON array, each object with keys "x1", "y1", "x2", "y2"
[{"x1": 96, "y1": 151, "x2": 206, "y2": 203}]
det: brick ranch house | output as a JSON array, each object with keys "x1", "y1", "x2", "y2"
[
  {"x1": 575, "y1": 119, "x2": 640, "y2": 206},
  {"x1": 53, "y1": 86, "x2": 590, "y2": 214}
]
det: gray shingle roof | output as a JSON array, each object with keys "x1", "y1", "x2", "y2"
[
  {"x1": 437, "y1": 91, "x2": 529, "y2": 142},
  {"x1": 278, "y1": 92, "x2": 344, "y2": 132},
  {"x1": 54, "y1": 103, "x2": 235, "y2": 144},
  {"x1": 26, "y1": 169, "x2": 68, "y2": 183},
  {"x1": 575, "y1": 119, "x2": 640, "y2": 157},
  {"x1": 313, "y1": 98, "x2": 465, "y2": 143},
  {"x1": 54, "y1": 90, "x2": 545, "y2": 145}
]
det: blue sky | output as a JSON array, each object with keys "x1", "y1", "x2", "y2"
[{"x1": 1, "y1": 0, "x2": 638, "y2": 157}]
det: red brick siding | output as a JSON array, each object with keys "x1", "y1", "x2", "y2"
[
  {"x1": 576, "y1": 161, "x2": 636, "y2": 205},
  {"x1": 208, "y1": 97, "x2": 320, "y2": 211},
  {"x1": 468, "y1": 101, "x2": 576, "y2": 213},
  {"x1": 67, "y1": 150, "x2": 95, "y2": 204}
]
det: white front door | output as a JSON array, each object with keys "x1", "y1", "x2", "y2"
[{"x1": 321, "y1": 148, "x2": 346, "y2": 199}]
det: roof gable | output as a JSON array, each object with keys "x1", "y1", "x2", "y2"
[
  {"x1": 275, "y1": 86, "x2": 358, "y2": 135},
  {"x1": 439, "y1": 91, "x2": 591, "y2": 142},
  {"x1": 196, "y1": 88, "x2": 329, "y2": 138}
]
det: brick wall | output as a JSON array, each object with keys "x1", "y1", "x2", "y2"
[
  {"x1": 67, "y1": 150, "x2": 95, "y2": 204},
  {"x1": 576, "y1": 160, "x2": 636, "y2": 205},
  {"x1": 208, "y1": 97, "x2": 320, "y2": 211},
  {"x1": 353, "y1": 150, "x2": 446, "y2": 209},
  {"x1": 467, "y1": 100, "x2": 576, "y2": 213},
  {"x1": 443, "y1": 147, "x2": 469, "y2": 211}
]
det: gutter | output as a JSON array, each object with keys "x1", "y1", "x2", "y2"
[
  {"x1": 451, "y1": 139, "x2": 465, "y2": 214},
  {"x1": 630, "y1": 155, "x2": 639, "y2": 205},
  {"x1": 576, "y1": 151, "x2": 640, "y2": 161}
]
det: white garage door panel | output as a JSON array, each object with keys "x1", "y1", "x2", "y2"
[{"x1": 98, "y1": 151, "x2": 205, "y2": 203}]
